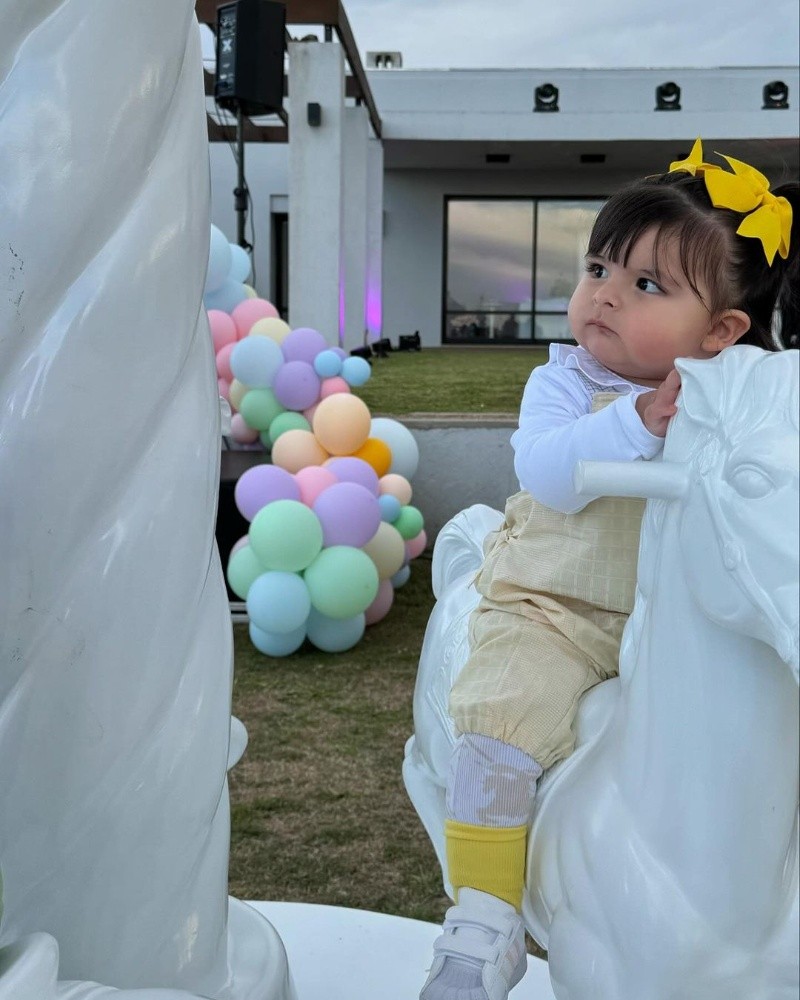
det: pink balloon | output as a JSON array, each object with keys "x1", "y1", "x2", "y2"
[
  {"x1": 216, "y1": 342, "x2": 235, "y2": 382},
  {"x1": 325, "y1": 456, "x2": 380, "y2": 495},
  {"x1": 230, "y1": 535, "x2": 249, "y2": 557},
  {"x1": 303, "y1": 402, "x2": 319, "y2": 424},
  {"x1": 405, "y1": 529, "x2": 428, "y2": 561},
  {"x1": 365, "y1": 577, "x2": 395, "y2": 626},
  {"x1": 217, "y1": 377, "x2": 230, "y2": 401},
  {"x1": 231, "y1": 413, "x2": 259, "y2": 444},
  {"x1": 295, "y1": 466, "x2": 338, "y2": 507},
  {"x1": 231, "y1": 298, "x2": 279, "y2": 339},
  {"x1": 234, "y1": 464, "x2": 301, "y2": 521},
  {"x1": 312, "y1": 481, "x2": 382, "y2": 548},
  {"x1": 208, "y1": 309, "x2": 237, "y2": 353},
  {"x1": 281, "y1": 327, "x2": 329, "y2": 365},
  {"x1": 320, "y1": 376, "x2": 351, "y2": 399}
]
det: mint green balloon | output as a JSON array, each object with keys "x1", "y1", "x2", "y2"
[
  {"x1": 239, "y1": 388, "x2": 285, "y2": 432},
  {"x1": 227, "y1": 545, "x2": 265, "y2": 600},
  {"x1": 304, "y1": 545, "x2": 379, "y2": 619},
  {"x1": 249, "y1": 500, "x2": 323, "y2": 572},
  {"x1": 269, "y1": 411, "x2": 311, "y2": 447},
  {"x1": 394, "y1": 505, "x2": 425, "y2": 540}
]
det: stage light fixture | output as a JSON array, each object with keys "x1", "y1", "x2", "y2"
[
  {"x1": 534, "y1": 84, "x2": 559, "y2": 112},
  {"x1": 763, "y1": 80, "x2": 789, "y2": 109},
  {"x1": 655, "y1": 82, "x2": 681, "y2": 111}
]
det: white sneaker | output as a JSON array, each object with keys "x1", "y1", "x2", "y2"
[{"x1": 419, "y1": 888, "x2": 528, "y2": 1000}]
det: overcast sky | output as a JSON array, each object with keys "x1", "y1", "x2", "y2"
[{"x1": 342, "y1": 0, "x2": 799, "y2": 70}]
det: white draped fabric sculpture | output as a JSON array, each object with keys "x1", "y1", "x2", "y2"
[
  {"x1": 404, "y1": 347, "x2": 799, "y2": 1000},
  {"x1": 0, "y1": 3, "x2": 293, "y2": 997}
]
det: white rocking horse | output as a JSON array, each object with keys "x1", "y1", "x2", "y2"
[{"x1": 404, "y1": 345, "x2": 799, "y2": 1000}]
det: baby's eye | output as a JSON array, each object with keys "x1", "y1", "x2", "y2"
[
  {"x1": 585, "y1": 262, "x2": 607, "y2": 279},
  {"x1": 636, "y1": 277, "x2": 663, "y2": 294}
]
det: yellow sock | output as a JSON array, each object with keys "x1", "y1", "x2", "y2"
[{"x1": 445, "y1": 818, "x2": 527, "y2": 911}]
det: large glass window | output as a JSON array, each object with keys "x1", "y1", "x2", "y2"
[{"x1": 444, "y1": 198, "x2": 603, "y2": 344}]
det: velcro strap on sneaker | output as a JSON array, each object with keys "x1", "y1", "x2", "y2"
[
  {"x1": 432, "y1": 933, "x2": 498, "y2": 965},
  {"x1": 443, "y1": 903, "x2": 515, "y2": 938}
]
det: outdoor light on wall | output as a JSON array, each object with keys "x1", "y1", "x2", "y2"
[
  {"x1": 307, "y1": 101, "x2": 322, "y2": 126},
  {"x1": 655, "y1": 81, "x2": 681, "y2": 111},
  {"x1": 763, "y1": 80, "x2": 789, "y2": 109},
  {"x1": 534, "y1": 83, "x2": 559, "y2": 112}
]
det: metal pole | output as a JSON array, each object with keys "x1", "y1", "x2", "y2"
[{"x1": 234, "y1": 104, "x2": 248, "y2": 247}]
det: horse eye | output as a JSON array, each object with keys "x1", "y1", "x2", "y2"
[{"x1": 729, "y1": 465, "x2": 774, "y2": 499}]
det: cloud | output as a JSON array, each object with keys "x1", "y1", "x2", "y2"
[{"x1": 346, "y1": 0, "x2": 799, "y2": 69}]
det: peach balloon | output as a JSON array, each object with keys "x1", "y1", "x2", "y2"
[
  {"x1": 271, "y1": 428, "x2": 330, "y2": 473},
  {"x1": 379, "y1": 473, "x2": 413, "y2": 505},
  {"x1": 364, "y1": 578, "x2": 395, "y2": 626},
  {"x1": 362, "y1": 522, "x2": 406, "y2": 580},
  {"x1": 405, "y1": 528, "x2": 428, "y2": 561},
  {"x1": 319, "y1": 376, "x2": 351, "y2": 399},
  {"x1": 229, "y1": 378, "x2": 248, "y2": 412},
  {"x1": 295, "y1": 466, "x2": 338, "y2": 507},
  {"x1": 352, "y1": 438, "x2": 392, "y2": 477},
  {"x1": 312, "y1": 394, "x2": 372, "y2": 456},
  {"x1": 231, "y1": 297, "x2": 279, "y2": 338},
  {"x1": 250, "y1": 316, "x2": 291, "y2": 344}
]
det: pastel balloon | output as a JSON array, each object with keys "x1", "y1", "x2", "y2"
[
  {"x1": 331, "y1": 347, "x2": 348, "y2": 359},
  {"x1": 303, "y1": 402, "x2": 319, "y2": 424},
  {"x1": 250, "y1": 316, "x2": 291, "y2": 344},
  {"x1": 235, "y1": 464, "x2": 301, "y2": 521},
  {"x1": 230, "y1": 535, "x2": 250, "y2": 558},
  {"x1": 215, "y1": 342, "x2": 235, "y2": 382},
  {"x1": 281, "y1": 327, "x2": 329, "y2": 365},
  {"x1": 370, "y1": 418, "x2": 420, "y2": 480},
  {"x1": 239, "y1": 388, "x2": 285, "y2": 432},
  {"x1": 304, "y1": 546, "x2": 379, "y2": 619},
  {"x1": 390, "y1": 564, "x2": 412, "y2": 589},
  {"x1": 227, "y1": 544, "x2": 264, "y2": 600},
  {"x1": 271, "y1": 429, "x2": 329, "y2": 473},
  {"x1": 242, "y1": 284, "x2": 258, "y2": 298},
  {"x1": 351, "y1": 437, "x2": 392, "y2": 477},
  {"x1": 208, "y1": 309, "x2": 237, "y2": 353},
  {"x1": 341, "y1": 355, "x2": 372, "y2": 387},
  {"x1": 230, "y1": 335, "x2": 284, "y2": 388},
  {"x1": 231, "y1": 297, "x2": 279, "y2": 338},
  {"x1": 272, "y1": 360, "x2": 321, "y2": 411},
  {"x1": 268, "y1": 411, "x2": 311, "y2": 447},
  {"x1": 295, "y1": 466, "x2": 338, "y2": 507},
  {"x1": 379, "y1": 473, "x2": 413, "y2": 505},
  {"x1": 312, "y1": 482, "x2": 382, "y2": 548},
  {"x1": 319, "y1": 377, "x2": 351, "y2": 399},
  {"x1": 204, "y1": 278, "x2": 249, "y2": 314},
  {"x1": 305, "y1": 608, "x2": 366, "y2": 653},
  {"x1": 205, "y1": 224, "x2": 232, "y2": 293},
  {"x1": 394, "y1": 505, "x2": 425, "y2": 541},
  {"x1": 364, "y1": 578, "x2": 394, "y2": 626},
  {"x1": 246, "y1": 571, "x2": 311, "y2": 634},
  {"x1": 362, "y1": 522, "x2": 406, "y2": 580},
  {"x1": 230, "y1": 413, "x2": 260, "y2": 445},
  {"x1": 378, "y1": 494, "x2": 402, "y2": 523},
  {"x1": 325, "y1": 456, "x2": 380, "y2": 495},
  {"x1": 217, "y1": 377, "x2": 230, "y2": 401},
  {"x1": 249, "y1": 500, "x2": 323, "y2": 572},
  {"x1": 249, "y1": 621, "x2": 306, "y2": 658},
  {"x1": 229, "y1": 243, "x2": 252, "y2": 283},
  {"x1": 312, "y1": 394, "x2": 371, "y2": 455},
  {"x1": 229, "y1": 378, "x2": 248, "y2": 412},
  {"x1": 405, "y1": 528, "x2": 428, "y2": 561},
  {"x1": 313, "y1": 350, "x2": 343, "y2": 378}
]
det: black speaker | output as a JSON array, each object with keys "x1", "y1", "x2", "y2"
[{"x1": 215, "y1": 0, "x2": 286, "y2": 116}]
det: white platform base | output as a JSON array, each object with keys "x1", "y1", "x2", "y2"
[{"x1": 250, "y1": 901, "x2": 557, "y2": 1000}]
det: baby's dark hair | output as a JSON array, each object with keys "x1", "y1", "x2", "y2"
[{"x1": 587, "y1": 168, "x2": 799, "y2": 350}]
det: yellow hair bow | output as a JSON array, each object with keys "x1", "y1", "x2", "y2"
[{"x1": 668, "y1": 138, "x2": 792, "y2": 265}]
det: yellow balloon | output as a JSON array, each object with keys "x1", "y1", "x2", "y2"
[
  {"x1": 250, "y1": 316, "x2": 291, "y2": 344},
  {"x1": 229, "y1": 378, "x2": 248, "y2": 412},
  {"x1": 271, "y1": 429, "x2": 330, "y2": 473},
  {"x1": 312, "y1": 394, "x2": 372, "y2": 456},
  {"x1": 242, "y1": 284, "x2": 258, "y2": 299},
  {"x1": 362, "y1": 522, "x2": 406, "y2": 580}
]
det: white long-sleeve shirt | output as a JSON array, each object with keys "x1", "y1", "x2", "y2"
[{"x1": 510, "y1": 344, "x2": 664, "y2": 513}]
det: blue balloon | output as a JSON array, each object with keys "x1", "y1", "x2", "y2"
[
  {"x1": 313, "y1": 349, "x2": 343, "y2": 378},
  {"x1": 341, "y1": 356, "x2": 372, "y2": 387},
  {"x1": 306, "y1": 608, "x2": 365, "y2": 653},
  {"x1": 205, "y1": 225, "x2": 233, "y2": 293},
  {"x1": 249, "y1": 622, "x2": 306, "y2": 657},
  {"x1": 246, "y1": 571, "x2": 311, "y2": 634},
  {"x1": 378, "y1": 494, "x2": 402, "y2": 523},
  {"x1": 390, "y1": 565, "x2": 411, "y2": 589},
  {"x1": 231, "y1": 335, "x2": 284, "y2": 388},
  {"x1": 204, "y1": 278, "x2": 249, "y2": 314},
  {"x1": 229, "y1": 243, "x2": 252, "y2": 283}
]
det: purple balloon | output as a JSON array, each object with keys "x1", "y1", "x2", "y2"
[
  {"x1": 331, "y1": 347, "x2": 348, "y2": 360},
  {"x1": 281, "y1": 327, "x2": 330, "y2": 365},
  {"x1": 325, "y1": 456, "x2": 380, "y2": 496},
  {"x1": 312, "y1": 482, "x2": 382, "y2": 548},
  {"x1": 234, "y1": 464, "x2": 301, "y2": 521},
  {"x1": 272, "y1": 360, "x2": 321, "y2": 411}
]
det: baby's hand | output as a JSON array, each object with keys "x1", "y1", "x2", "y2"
[{"x1": 635, "y1": 369, "x2": 681, "y2": 437}]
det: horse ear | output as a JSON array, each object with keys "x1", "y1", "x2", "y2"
[{"x1": 675, "y1": 356, "x2": 723, "y2": 429}]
